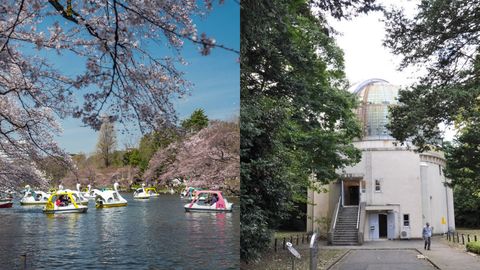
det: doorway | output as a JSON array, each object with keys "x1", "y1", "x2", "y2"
[
  {"x1": 343, "y1": 180, "x2": 360, "y2": 206},
  {"x1": 348, "y1": 186, "x2": 359, "y2": 205},
  {"x1": 379, "y1": 214, "x2": 387, "y2": 238}
]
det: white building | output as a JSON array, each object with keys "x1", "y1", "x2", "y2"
[{"x1": 307, "y1": 79, "x2": 455, "y2": 245}]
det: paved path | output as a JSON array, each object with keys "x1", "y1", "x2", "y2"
[
  {"x1": 322, "y1": 236, "x2": 480, "y2": 270},
  {"x1": 328, "y1": 249, "x2": 436, "y2": 270}
]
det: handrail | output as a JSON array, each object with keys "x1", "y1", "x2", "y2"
[
  {"x1": 356, "y1": 204, "x2": 361, "y2": 229},
  {"x1": 332, "y1": 196, "x2": 341, "y2": 229}
]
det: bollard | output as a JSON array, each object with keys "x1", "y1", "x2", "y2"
[
  {"x1": 462, "y1": 234, "x2": 465, "y2": 245},
  {"x1": 274, "y1": 238, "x2": 277, "y2": 252},
  {"x1": 475, "y1": 235, "x2": 478, "y2": 242},
  {"x1": 309, "y1": 233, "x2": 318, "y2": 270},
  {"x1": 296, "y1": 235, "x2": 299, "y2": 245},
  {"x1": 457, "y1": 232, "x2": 459, "y2": 243},
  {"x1": 283, "y1": 237, "x2": 286, "y2": 250},
  {"x1": 468, "y1": 234, "x2": 470, "y2": 243}
]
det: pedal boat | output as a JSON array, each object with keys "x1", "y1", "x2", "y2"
[
  {"x1": 0, "y1": 197, "x2": 13, "y2": 208},
  {"x1": 20, "y1": 185, "x2": 49, "y2": 205},
  {"x1": 184, "y1": 190, "x2": 233, "y2": 212},
  {"x1": 145, "y1": 187, "x2": 160, "y2": 197},
  {"x1": 43, "y1": 191, "x2": 88, "y2": 214},
  {"x1": 133, "y1": 183, "x2": 150, "y2": 199},
  {"x1": 73, "y1": 184, "x2": 90, "y2": 205},
  {"x1": 95, "y1": 183, "x2": 128, "y2": 208},
  {"x1": 81, "y1": 184, "x2": 99, "y2": 199},
  {"x1": 180, "y1": 187, "x2": 200, "y2": 200}
]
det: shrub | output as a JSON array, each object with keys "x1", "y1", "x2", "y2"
[{"x1": 466, "y1": 241, "x2": 480, "y2": 254}]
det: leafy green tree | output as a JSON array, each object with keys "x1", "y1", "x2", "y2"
[
  {"x1": 241, "y1": 0, "x2": 378, "y2": 261},
  {"x1": 122, "y1": 127, "x2": 180, "y2": 172},
  {"x1": 453, "y1": 184, "x2": 480, "y2": 228},
  {"x1": 181, "y1": 109, "x2": 209, "y2": 133},
  {"x1": 123, "y1": 149, "x2": 141, "y2": 167},
  {"x1": 383, "y1": 0, "x2": 480, "y2": 227},
  {"x1": 384, "y1": 0, "x2": 480, "y2": 151}
]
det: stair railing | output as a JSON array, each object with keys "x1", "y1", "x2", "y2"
[
  {"x1": 357, "y1": 202, "x2": 366, "y2": 244},
  {"x1": 332, "y1": 196, "x2": 341, "y2": 230},
  {"x1": 356, "y1": 204, "x2": 360, "y2": 229},
  {"x1": 327, "y1": 196, "x2": 341, "y2": 244}
]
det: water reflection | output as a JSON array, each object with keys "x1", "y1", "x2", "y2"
[{"x1": 0, "y1": 194, "x2": 239, "y2": 269}]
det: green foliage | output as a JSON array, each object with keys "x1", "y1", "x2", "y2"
[
  {"x1": 383, "y1": 0, "x2": 480, "y2": 227},
  {"x1": 123, "y1": 128, "x2": 179, "y2": 172},
  {"x1": 466, "y1": 241, "x2": 480, "y2": 255},
  {"x1": 181, "y1": 108, "x2": 209, "y2": 133},
  {"x1": 453, "y1": 185, "x2": 480, "y2": 228},
  {"x1": 384, "y1": 0, "x2": 480, "y2": 152},
  {"x1": 123, "y1": 149, "x2": 141, "y2": 167},
  {"x1": 241, "y1": 0, "x2": 376, "y2": 262}
]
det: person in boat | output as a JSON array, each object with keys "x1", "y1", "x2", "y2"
[
  {"x1": 210, "y1": 193, "x2": 218, "y2": 205},
  {"x1": 60, "y1": 194, "x2": 70, "y2": 206},
  {"x1": 56, "y1": 196, "x2": 62, "y2": 206}
]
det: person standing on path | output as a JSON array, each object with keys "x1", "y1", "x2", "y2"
[{"x1": 423, "y1": 222, "x2": 433, "y2": 250}]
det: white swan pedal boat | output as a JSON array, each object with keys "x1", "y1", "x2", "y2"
[
  {"x1": 43, "y1": 191, "x2": 88, "y2": 214},
  {"x1": 95, "y1": 183, "x2": 128, "y2": 208},
  {"x1": 20, "y1": 185, "x2": 50, "y2": 205},
  {"x1": 133, "y1": 183, "x2": 150, "y2": 199},
  {"x1": 184, "y1": 190, "x2": 233, "y2": 212},
  {"x1": 145, "y1": 187, "x2": 160, "y2": 197}
]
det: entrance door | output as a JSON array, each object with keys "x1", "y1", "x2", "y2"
[
  {"x1": 348, "y1": 186, "x2": 359, "y2": 205},
  {"x1": 379, "y1": 214, "x2": 387, "y2": 238}
]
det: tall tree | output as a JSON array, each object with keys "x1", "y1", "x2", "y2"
[
  {"x1": 383, "y1": 1, "x2": 480, "y2": 226},
  {"x1": 0, "y1": 1, "x2": 237, "y2": 187},
  {"x1": 181, "y1": 108, "x2": 209, "y2": 133},
  {"x1": 241, "y1": 0, "x2": 379, "y2": 261},
  {"x1": 384, "y1": 0, "x2": 480, "y2": 152},
  {"x1": 96, "y1": 116, "x2": 117, "y2": 167}
]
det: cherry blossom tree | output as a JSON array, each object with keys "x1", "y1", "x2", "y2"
[
  {"x1": 144, "y1": 120, "x2": 239, "y2": 191},
  {"x1": 0, "y1": 0, "x2": 238, "y2": 187}
]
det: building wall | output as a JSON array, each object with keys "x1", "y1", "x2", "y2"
[
  {"x1": 420, "y1": 153, "x2": 455, "y2": 233},
  {"x1": 308, "y1": 140, "x2": 455, "y2": 240}
]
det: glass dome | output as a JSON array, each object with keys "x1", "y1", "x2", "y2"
[{"x1": 349, "y1": 79, "x2": 400, "y2": 140}]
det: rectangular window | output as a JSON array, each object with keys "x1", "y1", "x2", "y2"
[
  {"x1": 403, "y1": 214, "x2": 410, "y2": 227},
  {"x1": 375, "y1": 179, "x2": 381, "y2": 192}
]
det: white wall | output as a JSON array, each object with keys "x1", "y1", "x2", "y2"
[{"x1": 308, "y1": 140, "x2": 454, "y2": 240}]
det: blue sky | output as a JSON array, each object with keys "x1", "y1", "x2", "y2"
[{"x1": 49, "y1": 2, "x2": 239, "y2": 154}]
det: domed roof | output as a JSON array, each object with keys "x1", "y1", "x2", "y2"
[{"x1": 351, "y1": 79, "x2": 400, "y2": 140}]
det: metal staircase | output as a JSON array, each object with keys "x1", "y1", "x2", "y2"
[{"x1": 332, "y1": 206, "x2": 359, "y2": 245}]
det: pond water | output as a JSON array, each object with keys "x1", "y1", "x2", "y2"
[{"x1": 0, "y1": 194, "x2": 239, "y2": 269}]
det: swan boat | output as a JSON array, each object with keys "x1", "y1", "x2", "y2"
[
  {"x1": 95, "y1": 183, "x2": 128, "y2": 208},
  {"x1": 133, "y1": 183, "x2": 150, "y2": 199},
  {"x1": 43, "y1": 190, "x2": 88, "y2": 214},
  {"x1": 20, "y1": 185, "x2": 50, "y2": 205},
  {"x1": 180, "y1": 186, "x2": 201, "y2": 200},
  {"x1": 145, "y1": 187, "x2": 160, "y2": 197},
  {"x1": 74, "y1": 184, "x2": 90, "y2": 205},
  {"x1": 184, "y1": 190, "x2": 233, "y2": 212},
  {"x1": 81, "y1": 184, "x2": 99, "y2": 199}
]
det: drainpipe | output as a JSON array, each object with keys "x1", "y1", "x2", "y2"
[{"x1": 444, "y1": 178, "x2": 450, "y2": 232}]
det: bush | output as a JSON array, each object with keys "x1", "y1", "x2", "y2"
[{"x1": 466, "y1": 241, "x2": 480, "y2": 254}]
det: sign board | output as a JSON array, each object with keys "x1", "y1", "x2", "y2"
[
  {"x1": 441, "y1": 217, "x2": 446, "y2": 225},
  {"x1": 286, "y1": 242, "x2": 301, "y2": 259}
]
